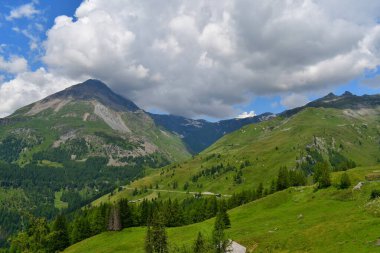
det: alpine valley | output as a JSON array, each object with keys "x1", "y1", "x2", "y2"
[{"x1": 2, "y1": 79, "x2": 380, "y2": 253}]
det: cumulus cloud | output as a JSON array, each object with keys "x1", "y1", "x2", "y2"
[
  {"x1": 0, "y1": 68, "x2": 76, "y2": 117},
  {"x1": 281, "y1": 93, "x2": 310, "y2": 109},
  {"x1": 236, "y1": 111, "x2": 256, "y2": 119},
  {"x1": 0, "y1": 56, "x2": 28, "y2": 74},
  {"x1": 1, "y1": 0, "x2": 380, "y2": 118},
  {"x1": 6, "y1": 2, "x2": 40, "y2": 20}
]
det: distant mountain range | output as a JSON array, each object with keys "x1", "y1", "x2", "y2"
[
  {"x1": 281, "y1": 91, "x2": 380, "y2": 117},
  {"x1": 0, "y1": 79, "x2": 274, "y2": 162},
  {"x1": 1, "y1": 79, "x2": 380, "y2": 165}
]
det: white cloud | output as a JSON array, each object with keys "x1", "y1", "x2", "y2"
[
  {"x1": 0, "y1": 68, "x2": 76, "y2": 117},
  {"x1": 152, "y1": 36, "x2": 182, "y2": 57},
  {"x1": 6, "y1": 2, "x2": 40, "y2": 20},
  {"x1": 12, "y1": 25, "x2": 41, "y2": 51},
  {"x1": 236, "y1": 111, "x2": 256, "y2": 119},
  {"x1": 281, "y1": 93, "x2": 310, "y2": 109},
  {"x1": 2, "y1": 0, "x2": 380, "y2": 118},
  {"x1": 0, "y1": 56, "x2": 28, "y2": 74}
]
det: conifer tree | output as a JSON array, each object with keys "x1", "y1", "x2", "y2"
[
  {"x1": 277, "y1": 166, "x2": 289, "y2": 190},
  {"x1": 193, "y1": 232, "x2": 207, "y2": 253},
  {"x1": 212, "y1": 212, "x2": 230, "y2": 253},
  {"x1": 119, "y1": 198, "x2": 134, "y2": 228},
  {"x1": 219, "y1": 202, "x2": 231, "y2": 228},
  {"x1": 50, "y1": 215, "x2": 69, "y2": 251},
  {"x1": 256, "y1": 182, "x2": 264, "y2": 197},
  {"x1": 90, "y1": 205, "x2": 107, "y2": 234},
  {"x1": 145, "y1": 225, "x2": 153, "y2": 253},
  {"x1": 314, "y1": 161, "x2": 331, "y2": 189},
  {"x1": 151, "y1": 212, "x2": 168, "y2": 253},
  {"x1": 270, "y1": 179, "x2": 277, "y2": 194}
]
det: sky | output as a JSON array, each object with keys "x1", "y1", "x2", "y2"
[{"x1": 1, "y1": 0, "x2": 380, "y2": 121}]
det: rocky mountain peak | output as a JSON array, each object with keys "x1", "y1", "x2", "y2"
[
  {"x1": 341, "y1": 91, "x2": 354, "y2": 97},
  {"x1": 47, "y1": 79, "x2": 140, "y2": 112}
]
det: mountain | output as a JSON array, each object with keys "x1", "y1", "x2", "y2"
[
  {"x1": 0, "y1": 79, "x2": 276, "y2": 166},
  {"x1": 82, "y1": 93, "x2": 380, "y2": 252},
  {"x1": 0, "y1": 79, "x2": 190, "y2": 166},
  {"x1": 281, "y1": 91, "x2": 380, "y2": 117},
  {"x1": 99, "y1": 101, "x2": 380, "y2": 203},
  {"x1": 5, "y1": 85, "x2": 380, "y2": 252},
  {"x1": 149, "y1": 112, "x2": 274, "y2": 153},
  {"x1": 0, "y1": 79, "x2": 193, "y2": 245},
  {"x1": 151, "y1": 90, "x2": 380, "y2": 155}
]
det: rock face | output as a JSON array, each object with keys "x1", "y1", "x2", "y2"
[
  {"x1": 93, "y1": 102, "x2": 131, "y2": 133},
  {"x1": 46, "y1": 79, "x2": 140, "y2": 112},
  {"x1": 227, "y1": 241, "x2": 246, "y2": 253}
]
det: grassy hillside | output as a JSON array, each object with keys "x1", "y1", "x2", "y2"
[
  {"x1": 65, "y1": 165, "x2": 380, "y2": 253},
  {"x1": 93, "y1": 107, "x2": 380, "y2": 205}
]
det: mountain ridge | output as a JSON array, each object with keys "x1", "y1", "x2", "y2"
[
  {"x1": 281, "y1": 91, "x2": 380, "y2": 117},
  {"x1": 2, "y1": 79, "x2": 380, "y2": 154}
]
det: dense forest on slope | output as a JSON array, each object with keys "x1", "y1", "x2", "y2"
[{"x1": 0, "y1": 157, "x2": 145, "y2": 247}]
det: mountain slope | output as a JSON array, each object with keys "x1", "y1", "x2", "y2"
[
  {"x1": 98, "y1": 105, "x2": 380, "y2": 204},
  {"x1": 0, "y1": 79, "x2": 190, "y2": 166},
  {"x1": 65, "y1": 166, "x2": 380, "y2": 253}
]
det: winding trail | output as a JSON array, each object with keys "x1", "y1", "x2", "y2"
[{"x1": 122, "y1": 186, "x2": 232, "y2": 198}]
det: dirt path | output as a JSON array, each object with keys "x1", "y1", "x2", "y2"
[{"x1": 122, "y1": 186, "x2": 231, "y2": 197}]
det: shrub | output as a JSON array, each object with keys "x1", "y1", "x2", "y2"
[
  {"x1": 370, "y1": 189, "x2": 380, "y2": 199},
  {"x1": 339, "y1": 173, "x2": 351, "y2": 189}
]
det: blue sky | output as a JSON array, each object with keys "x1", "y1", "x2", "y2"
[
  {"x1": 1, "y1": 0, "x2": 380, "y2": 120},
  {"x1": 0, "y1": 0, "x2": 81, "y2": 72}
]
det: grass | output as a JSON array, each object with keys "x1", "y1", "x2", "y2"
[
  {"x1": 66, "y1": 165, "x2": 380, "y2": 253},
  {"x1": 94, "y1": 107, "x2": 380, "y2": 204},
  {"x1": 54, "y1": 190, "x2": 68, "y2": 210},
  {"x1": 39, "y1": 160, "x2": 63, "y2": 168}
]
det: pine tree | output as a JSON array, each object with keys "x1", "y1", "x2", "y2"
[
  {"x1": 151, "y1": 212, "x2": 168, "y2": 253},
  {"x1": 50, "y1": 215, "x2": 70, "y2": 251},
  {"x1": 212, "y1": 212, "x2": 230, "y2": 253},
  {"x1": 193, "y1": 232, "x2": 206, "y2": 253},
  {"x1": 119, "y1": 199, "x2": 134, "y2": 228},
  {"x1": 90, "y1": 205, "x2": 107, "y2": 234},
  {"x1": 314, "y1": 161, "x2": 331, "y2": 189},
  {"x1": 219, "y1": 202, "x2": 231, "y2": 228},
  {"x1": 277, "y1": 166, "x2": 289, "y2": 190},
  {"x1": 256, "y1": 182, "x2": 264, "y2": 197},
  {"x1": 71, "y1": 216, "x2": 91, "y2": 243},
  {"x1": 145, "y1": 225, "x2": 153, "y2": 253},
  {"x1": 26, "y1": 217, "x2": 49, "y2": 252},
  {"x1": 270, "y1": 179, "x2": 276, "y2": 194}
]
